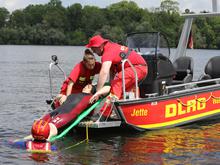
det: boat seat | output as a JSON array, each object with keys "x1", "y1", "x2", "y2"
[
  {"x1": 172, "y1": 56, "x2": 194, "y2": 85},
  {"x1": 198, "y1": 56, "x2": 220, "y2": 86}
]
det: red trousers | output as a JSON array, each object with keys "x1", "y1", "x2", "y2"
[
  {"x1": 101, "y1": 65, "x2": 147, "y2": 117},
  {"x1": 111, "y1": 65, "x2": 147, "y2": 99}
]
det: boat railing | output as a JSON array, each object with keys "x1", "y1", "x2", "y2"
[
  {"x1": 181, "y1": 12, "x2": 220, "y2": 18},
  {"x1": 166, "y1": 77, "x2": 220, "y2": 95},
  {"x1": 121, "y1": 59, "x2": 139, "y2": 100},
  {"x1": 48, "y1": 55, "x2": 66, "y2": 99}
]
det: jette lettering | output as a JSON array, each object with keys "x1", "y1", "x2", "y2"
[{"x1": 131, "y1": 109, "x2": 148, "y2": 117}]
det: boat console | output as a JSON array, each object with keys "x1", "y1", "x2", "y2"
[{"x1": 126, "y1": 32, "x2": 176, "y2": 97}]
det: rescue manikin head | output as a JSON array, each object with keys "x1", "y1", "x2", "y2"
[{"x1": 31, "y1": 119, "x2": 50, "y2": 141}]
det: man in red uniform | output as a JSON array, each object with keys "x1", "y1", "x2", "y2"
[
  {"x1": 56, "y1": 49, "x2": 101, "y2": 107},
  {"x1": 87, "y1": 35, "x2": 148, "y2": 120}
]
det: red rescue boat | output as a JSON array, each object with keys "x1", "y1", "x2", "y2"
[
  {"x1": 78, "y1": 11, "x2": 220, "y2": 131},
  {"x1": 47, "y1": 11, "x2": 220, "y2": 132}
]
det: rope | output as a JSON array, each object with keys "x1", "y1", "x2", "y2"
[
  {"x1": 177, "y1": 95, "x2": 197, "y2": 107},
  {"x1": 196, "y1": 93, "x2": 212, "y2": 103},
  {"x1": 86, "y1": 124, "x2": 89, "y2": 143},
  {"x1": 62, "y1": 124, "x2": 89, "y2": 151},
  {"x1": 177, "y1": 92, "x2": 220, "y2": 105},
  {"x1": 63, "y1": 139, "x2": 87, "y2": 150},
  {"x1": 211, "y1": 94, "x2": 220, "y2": 100}
]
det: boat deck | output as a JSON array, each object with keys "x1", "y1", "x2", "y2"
[{"x1": 78, "y1": 120, "x2": 121, "y2": 128}]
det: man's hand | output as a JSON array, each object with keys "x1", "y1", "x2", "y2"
[
  {"x1": 89, "y1": 92, "x2": 100, "y2": 104},
  {"x1": 59, "y1": 95, "x2": 67, "y2": 105}
]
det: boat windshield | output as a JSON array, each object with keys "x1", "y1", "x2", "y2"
[{"x1": 126, "y1": 32, "x2": 170, "y2": 58}]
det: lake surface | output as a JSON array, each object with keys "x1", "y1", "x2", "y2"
[{"x1": 0, "y1": 45, "x2": 220, "y2": 164}]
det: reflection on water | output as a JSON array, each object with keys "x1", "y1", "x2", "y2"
[
  {"x1": 35, "y1": 121, "x2": 220, "y2": 165},
  {"x1": 118, "y1": 122, "x2": 220, "y2": 165},
  {"x1": 0, "y1": 46, "x2": 220, "y2": 164}
]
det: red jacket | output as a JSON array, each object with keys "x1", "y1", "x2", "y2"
[
  {"x1": 26, "y1": 141, "x2": 51, "y2": 152},
  {"x1": 101, "y1": 42, "x2": 146, "y2": 73},
  {"x1": 60, "y1": 61, "x2": 101, "y2": 94}
]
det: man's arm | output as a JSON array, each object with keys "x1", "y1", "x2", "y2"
[
  {"x1": 96, "y1": 61, "x2": 112, "y2": 91},
  {"x1": 89, "y1": 85, "x2": 111, "y2": 104},
  {"x1": 59, "y1": 80, "x2": 74, "y2": 104},
  {"x1": 66, "y1": 80, "x2": 74, "y2": 96}
]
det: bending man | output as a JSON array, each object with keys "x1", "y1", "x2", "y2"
[{"x1": 87, "y1": 35, "x2": 148, "y2": 120}]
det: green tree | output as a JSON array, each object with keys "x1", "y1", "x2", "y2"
[
  {"x1": 96, "y1": 25, "x2": 125, "y2": 44},
  {"x1": 48, "y1": 0, "x2": 62, "y2": 7},
  {"x1": 135, "y1": 9, "x2": 153, "y2": 32},
  {"x1": 81, "y1": 6, "x2": 107, "y2": 36},
  {"x1": 0, "y1": 0, "x2": 219, "y2": 48},
  {"x1": 194, "y1": 17, "x2": 217, "y2": 49},
  {"x1": 0, "y1": 28, "x2": 21, "y2": 44},
  {"x1": 160, "y1": 0, "x2": 179, "y2": 13},
  {"x1": 66, "y1": 3, "x2": 83, "y2": 31},
  {"x1": 207, "y1": 17, "x2": 220, "y2": 48},
  {"x1": 68, "y1": 30, "x2": 87, "y2": 45},
  {"x1": 151, "y1": 11, "x2": 182, "y2": 47},
  {"x1": 9, "y1": 10, "x2": 26, "y2": 28},
  {"x1": 106, "y1": 1, "x2": 145, "y2": 33},
  {"x1": 0, "y1": 7, "x2": 9, "y2": 28},
  {"x1": 46, "y1": 28, "x2": 67, "y2": 45},
  {"x1": 24, "y1": 5, "x2": 46, "y2": 26},
  {"x1": 42, "y1": 1, "x2": 68, "y2": 30}
]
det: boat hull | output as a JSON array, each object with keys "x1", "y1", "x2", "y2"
[{"x1": 116, "y1": 87, "x2": 220, "y2": 130}]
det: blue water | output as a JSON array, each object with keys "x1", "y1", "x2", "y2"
[{"x1": 0, "y1": 45, "x2": 220, "y2": 164}]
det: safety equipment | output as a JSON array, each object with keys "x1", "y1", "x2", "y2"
[
  {"x1": 86, "y1": 35, "x2": 108, "y2": 48},
  {"x1": 31, "y1": 119, "x2": 50, "y2": 141}
]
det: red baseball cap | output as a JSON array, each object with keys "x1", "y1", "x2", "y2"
[
  {"x1": 86, "y1": 35, "x2": 108, "y2": 48},
  {"x1": 31, "y1": 119, "x2": 50, "y2": 141}
]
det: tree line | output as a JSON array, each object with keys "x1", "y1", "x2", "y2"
[{"x1": 0, "y1": 0, "x2": 219, "y2": 49}]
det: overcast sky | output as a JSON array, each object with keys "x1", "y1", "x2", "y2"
[{"x1": 0, "y1": 0, "x2": 219, "y2": 13}]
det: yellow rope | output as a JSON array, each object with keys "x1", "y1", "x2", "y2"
[
  {"x1": 177, "y1": 95, "x2": 197, "y2": 107},
  {"x1": 212, "y1": 94, "x2": 220, "y2": 99},
  {"x1": 177, "y1": 92, "x2": 220, "y2": 105},
  {"x1": 196, "y1": 93, "x2": 212, "y2": 103},
  {"x1": 62, "y1": 124, "x2": 89, "y2": 151},
  {"x1": 86, "y1": 124, "x2": 89, "y2": 143},
  {"x1": 63, "y1": 139, "x2": 87, "y2": 150}
]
